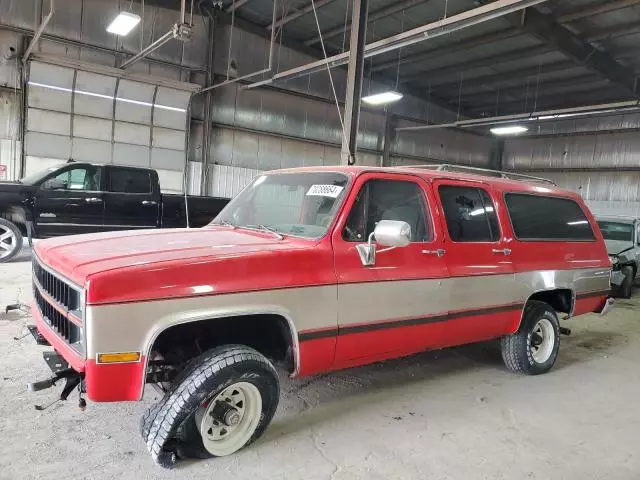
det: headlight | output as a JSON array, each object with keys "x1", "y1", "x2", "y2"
[{"x1": 609, "y1": 255, "x2": 619, "y2": 265}]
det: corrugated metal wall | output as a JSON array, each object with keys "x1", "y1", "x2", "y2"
[
  {"x1": 0, "y1": 30, "x2": 21, "y2": 181},
  {"x1": 504, "y1": 123, "x2": 640, "y2": 217}
]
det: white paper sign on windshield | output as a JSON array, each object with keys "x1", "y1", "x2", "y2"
[{"x1": 306, "y1": 184, "x2": 344, "y2": 198}]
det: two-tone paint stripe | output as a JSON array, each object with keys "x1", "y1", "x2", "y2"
[
  {"x1": 299, "y1": 302, "x2": 524, "y2": 342},
  {"x1": 298, "y1": 289, "x2": 611, "y2": 342}
]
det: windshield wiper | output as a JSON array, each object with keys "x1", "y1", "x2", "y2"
[
  {"x1": 212, "y1": 220, "x2": 236, "y2": 229},
  {"x1": 246, "y1": 224, "x2": 284, "y2": 240}
]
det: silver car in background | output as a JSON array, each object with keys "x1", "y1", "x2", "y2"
[{"x1": 596, "y1": 216, "x2": 640, "y2": 298}]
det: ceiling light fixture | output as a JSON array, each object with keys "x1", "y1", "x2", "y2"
[
  {"x1": 106, "y1": 12, "x2": 141, "y2": 36},
  {"x1": 362, "y1": 91, "x2": 403, "y2": 106},
  {"x1": 490, "y1": 125, "x2": 528, "y2": 135}
]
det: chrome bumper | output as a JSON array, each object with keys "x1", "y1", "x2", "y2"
[{"x1": 598, "y1": 297, "x2": 615, "y2": 316}]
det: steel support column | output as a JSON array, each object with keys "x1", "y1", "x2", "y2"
[
  {"x1": 201, "y1": 14, "x2": 216, "y2": 196},
  {"x1": 341, "y1": 0, "x2": 369, "y2": 165}
]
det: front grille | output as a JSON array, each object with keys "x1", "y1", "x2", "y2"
[
  {"x1": 33, "y1": 286, "x2": 82, "y2": 345},
  {"x1": 33, "y1": 259, "x2": 81, "y2": 312},
  {"x1": 32, "y1": 257, "x2": 84, "y2": 352}
]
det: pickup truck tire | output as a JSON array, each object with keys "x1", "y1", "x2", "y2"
[
  {"x1": 618, "y1": 266, "x2": 634, "y2": 299},
  {"x1": 501, "y1": 300, "x2": 560, "y2": 375},
  {"x1": 0, "y1": 218, "x2": 22, "y2": 263},
  {"x1": 142, "y1": 345, "x2": 279, "y2": 466}
]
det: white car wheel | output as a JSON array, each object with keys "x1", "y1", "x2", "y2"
[{"x1": 196, "y1": 382, "x2": 263, "y2": 457}]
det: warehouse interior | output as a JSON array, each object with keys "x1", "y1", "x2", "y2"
[{"x1": 1, "y1": 0, "x2": 640, "y2": 478}]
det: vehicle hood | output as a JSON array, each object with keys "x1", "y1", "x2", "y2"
[
  {"x1": 604, "y1": 239, "x2": 635, "y2": 256},
  {"x1": 34, "y1": 226, "x2": 331, "y2": 304}
]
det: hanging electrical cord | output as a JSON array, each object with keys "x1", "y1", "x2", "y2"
[
  {"x1": 310, "y1": 0, "x2": 345, "y2": 139},
  {"x1": 533, "y1": 61, "x2": 542, "y2": 112},
  {"x1": 394, "y1": 9, "x2": 404, "y2": 91},
  {"x1": 367, "y1": 19, "x2": 376, "y2": 96},
  {"x1": 340, "y1": 0, "x2": 350, "y2": 53},
  {"x1": 140, "y1": 0, "x2": 144, "y2": 52},
  {"x1": 226, "y1": 0, "x2": 236, "y2": 81},
  {"x1": 456, "y1": 72, "x2": 463, "y2": 121}
]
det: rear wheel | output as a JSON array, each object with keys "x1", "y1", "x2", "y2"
[
  {"x1": 501, "y1": 300, "x2": 560, "y2": 375},
  {"x1": 0, "y1": 218, "x2": 22, "y2": 263}
]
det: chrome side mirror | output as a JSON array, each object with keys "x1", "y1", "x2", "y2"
[{"x1": 356, "y1": 220, "x2": 411, "y2": 266}]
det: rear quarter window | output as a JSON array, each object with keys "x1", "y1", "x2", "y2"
[
  {"x1": 505, "y1": 193, "x2": 595, "y2": 241},
  {"x1": 108, "y1": 168, "x2": 151, "y2": 194}
]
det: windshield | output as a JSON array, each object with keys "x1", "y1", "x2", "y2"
[
  {"x1": 19, "y1": 164, "x2": 65, "y2": 185},
  {"x1": 597, "y1": 221, "x2": 634, "y2": 242},
  {"x1": 212, "y1": 172, "x2": 350, "y2": 239}
]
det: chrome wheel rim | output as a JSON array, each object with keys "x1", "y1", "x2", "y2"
[
  {"x1": 196, "y1": 382, "x2": 262, "y2": 456},
  {"x1": 0, "y1": 225, "x2": 17, "y2": 259},
  {"x1": 530, "y1": 318, "x2": 555, "y2": 364}
]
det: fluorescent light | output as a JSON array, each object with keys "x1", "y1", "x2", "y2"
[
  {"x1": 107, "y1": 12, "x2": 141, "y2": 36},
  {"x1": 490, "y1": 125, "x2": 528, "y2": 135},
  {"x1": 362, "y1": 91, "x2": 403, "y2": 106}
]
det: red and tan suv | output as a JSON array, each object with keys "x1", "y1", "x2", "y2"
[{"x1": 28, "y1": 164, "x2": 613, "y2": 467}]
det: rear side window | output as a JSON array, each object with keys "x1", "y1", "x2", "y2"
[
  {"x1": 438, "y1": 186, "x2": 500, "y2": 242},
  {"x1": 108, "y1": 168, "x2": 151, "y2": 194},
  {"x1": 505, "y1": 193, "x2": 595, "y2": 241}
]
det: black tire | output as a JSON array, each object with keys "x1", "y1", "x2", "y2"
[
  {"x1": 0, "y1": 218, "x2": 23, "y2": 263},
  {"x1": 619, "y1": 266, "x2": 634, "y2": 299},
  {"x1": 501, "y1": 300, "x2": 560, "y2": 375},
  {"x1": 142, "y1": 345, "x2": 279, "y2": 467}
]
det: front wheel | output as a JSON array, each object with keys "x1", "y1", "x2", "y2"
[
  {"x1": 141, "y1": 345, "x2": 280, "y2": 466},
  {"x1": 501, "y1": 300, "x2": 560, "y2": 375},
  {"x1": 618, "y1": 266, "x2": 634, "y2": 299}
]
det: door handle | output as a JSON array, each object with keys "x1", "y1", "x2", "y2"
[
  {"x1": 421, "y1": 249, "x2": 446, "y2": 257},
  {"x1": 85, "y1": 197, "x2": 102, "y2": 204},
  {"x1": 142, "y1": 200, "x2": 158, "y2": 206},
  {"x1": 492, "y1": 248, "x2": 512, "y2": 256}
]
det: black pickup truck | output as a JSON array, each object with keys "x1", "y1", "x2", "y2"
[{"x1": 0, "y1": 162, "x2": 229, "y2": 262}]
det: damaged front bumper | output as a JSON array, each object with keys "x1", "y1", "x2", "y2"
[{"x1": 27, "y1": 325, "x2": 85, "y2": 408}]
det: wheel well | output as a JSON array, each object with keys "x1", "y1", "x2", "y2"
[
  {"x1": 149, "y1": 314, "x2": 295, "y2": 376},
  {"x1": 0, "y1": 208, "x2": 28, "y2": 237},
  {"x1": 527, "y1": 289, "x2": 573, "y2": 315}
]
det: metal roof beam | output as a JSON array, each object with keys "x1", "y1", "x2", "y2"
[
  {"x1": 468, "y1": 86, "x2": 625, "y2": 114},
  {"x1": 459, "y1": 74, "x2": 604, "y2": 103},
  {"x1": 303, "y1": 0, "x2": 433, "y2": 46},
  {"x1": 212, "y1": 1, "x2": 465, "y2": 114},
  {"x1": 586, "y1": 21, "x2": 640, "y2": 42},
  {"x1": 226, "y1": 0, "x2": 251, "y2": 13},
  {"x1": 510, "y1": 6, "x2": 639, "y2": 95},
  {"x1": 556, "y1": 0, "x2": 640, "y2": 23},
  {"x1": 431, "y1": 60, "x2": 575, "y2": 92},
  {"x1": 467, "y1": 78, "x2": 611, "y2": 110},
  {"x1": 401, "y1": 44, "x2": 552, "y2": 83},
  {"x1": 371, "y1": 27, "x2": 520, "y2": 73},
  {"x1": 267, "y1": 0, "x2": 339, "y2": 31}
]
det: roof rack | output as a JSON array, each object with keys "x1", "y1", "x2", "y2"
[{"x1": 411, "y1": 164, "x2": 557, "y2": 186}]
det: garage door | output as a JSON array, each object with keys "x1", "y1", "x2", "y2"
[{"x1": 25, "y1": 59, "x2": 196, "y2": 193}]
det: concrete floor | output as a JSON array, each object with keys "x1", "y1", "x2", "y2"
[{"x1": 1, "y1": 247, "x2": 639, "y2": 480}]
